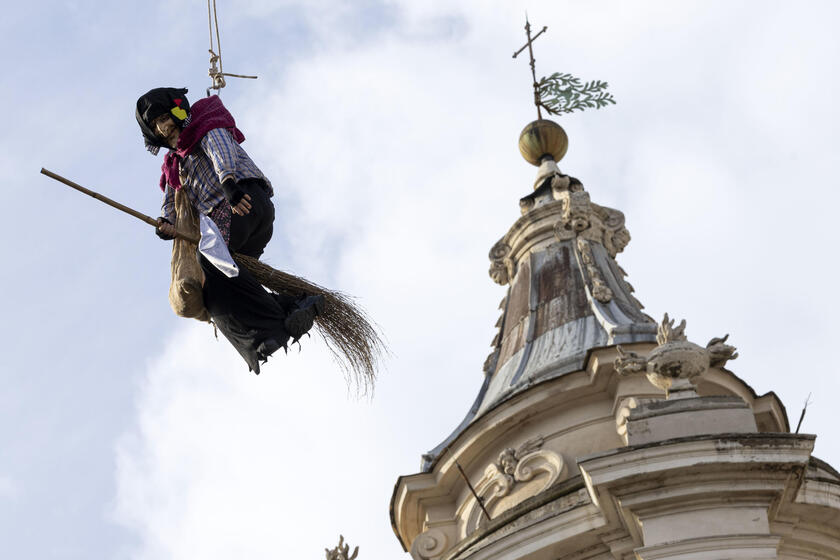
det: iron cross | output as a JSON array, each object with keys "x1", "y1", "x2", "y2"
[{"x1": 513, "y1": 17, "x2": 548, "y2": 119}]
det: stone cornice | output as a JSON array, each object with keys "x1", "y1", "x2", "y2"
[{"x1": 390, "y1": 345, "x2": 793, "y2": 553}]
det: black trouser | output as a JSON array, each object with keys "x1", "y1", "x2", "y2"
[
  {"x1": 229, "y1": 178, "x2": 275, "y2": 258},
  {"x1": 201, "y1": 179, "x2": 289, "y2": 374}
]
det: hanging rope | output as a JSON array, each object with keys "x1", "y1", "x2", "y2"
[
  {"x1": 206, "y1": 0, "x2": 258, "y2": 96},
  {"x1": 208, "y1": 0, "x2": 223, "y2": 91}
]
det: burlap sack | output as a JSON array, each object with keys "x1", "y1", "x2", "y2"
[{"x1": 168, "y1": 189, "x2": 211, "y2": 322}]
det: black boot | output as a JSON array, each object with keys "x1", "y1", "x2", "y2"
[
  {"x1": 256, "y1": 337, "x2": 287, "y2": 362},
  {"x1": 284, "y1": 294, "x2": 326, "y2": 342}
]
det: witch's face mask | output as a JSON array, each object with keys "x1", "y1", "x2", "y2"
[
  {"x1": 151, "y1": 114, "x2": 180, "y2": 148},
  {"x1": 136, "y1": 87, "x2": 190, "y2": 154}
]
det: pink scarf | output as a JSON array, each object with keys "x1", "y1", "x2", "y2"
[{"x1": 159, "y1": 95, "x2": 246, "y2": 191}]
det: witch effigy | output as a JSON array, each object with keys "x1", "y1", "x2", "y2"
[
  {"x1": 121, "y1": 86, "x2": 381, "y2": 385},
  {"x1": 41, "y1": 87, "x2": 381, "y2": 388},
  {"x1": 135, "y1": 86, "x2": 322, "y2": 374}
]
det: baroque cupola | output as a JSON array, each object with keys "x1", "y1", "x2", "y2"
[
  {"x1": 419, "y1": 117, "x2": 661, "y2": 472},
  {"x1": 389, "y1": 114, "x2": 840, "y2": 560}
]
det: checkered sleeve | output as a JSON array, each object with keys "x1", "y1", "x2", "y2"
[
  {"x1": 161, "y1": 184, "x2": 175, "y2": 224},
  {"x1": 200, "y1": 128, "x2": 238, "y2": 182}
]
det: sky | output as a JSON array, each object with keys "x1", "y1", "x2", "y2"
[{"x1": 2, "y1": 1, "x2": 839, "y2": 558}]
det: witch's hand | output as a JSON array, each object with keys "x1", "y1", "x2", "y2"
[
  {"x1": 156, "y1": 217, "x2": 177, "y2": 240},
  {"x1": 231, "y1": 193, "x2": 252, "y2": 216}
]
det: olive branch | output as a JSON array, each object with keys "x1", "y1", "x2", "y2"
[{"x1": 537, "y1": 72, "x2": 616, "y2": 116}]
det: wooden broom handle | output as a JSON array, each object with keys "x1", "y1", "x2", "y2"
[{"x1": 40, "y1": 168, "x2": 200, "y2": 244}]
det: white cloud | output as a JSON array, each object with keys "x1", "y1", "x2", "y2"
[
  {"x1": 0, "y1": 475, "x2": 20, "y2": 500},
  {"x1": 114, "y1": 322, "x2": 407, "y2": 559}
]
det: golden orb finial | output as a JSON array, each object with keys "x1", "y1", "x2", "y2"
[{"x1": 518, "y1": 119, "x2": 568, "y2": 166}]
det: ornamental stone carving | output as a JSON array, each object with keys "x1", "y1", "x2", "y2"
[
  {"x1": 549, "y1": 173, "x2": 580, "y2": 196},
  {"x1": 707, "y1": 334, "x2": 739, "y2": 367},
  {"x1": 519, "y1": 197, "x2": 535, "y2": 215},
  {"x1": 593, "y1": 205, "x2": 631, "y2": 258},
  {"x1": 483, "y1": 347, "x2": 500, "y2": 375},
  {"x1": 577, "y1": 238, "x2": 613, "y2": 303},
  {"x1": 325, "y1": 535, "x2": 358, "y2": 560},
  {"x1": 615, "y1": 396, "x2": 639, "y2": 439},
  {"x1": 488, "y1": 240, "x2": 513, "y2": 285},
  {"x1": 615, "y1": 396, "x2": 655, "y2": 444},
  {"x1": 561, "y1": 191, "x2": 592, "y2": 233},
  {"x1": 615, "y1": 314, "x2": 738, "y2": 397},
  {"x1": 616, "y1": 262, "x2": 645, "y2": 310},
  {"x1": 489, "y1": 172, "x2": 632, "y2": 289},
  {"x1": 459, "y1": 436, "x2": 565, "y2": 535},
  {"x1": 410, "y1": 527, "x2": 450, "y2": 560},
  {"x1": 547, "y1": 175, "x2": 630, "y2": 258}
]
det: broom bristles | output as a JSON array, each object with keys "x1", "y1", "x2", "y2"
[{"x1": 233, "y1": 254, "x2": 384, "y2": 394}]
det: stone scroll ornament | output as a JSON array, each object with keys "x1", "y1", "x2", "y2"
[
  {"x1": 461, "y1": 436, "x2": 565, "y2": 533},
  {"x1": 488, "y1": 241, "x2": 514, "y2": 286},
  {"x1": 614, "y1": 313, "x2": 739, "y2": 397},
  {"x1": 411, "y1": 528, "x2": 450, "y2": 560}
]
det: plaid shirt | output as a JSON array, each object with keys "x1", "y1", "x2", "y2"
[{"x1": 161, "y1": 128, "x2": 272, "y2": 223}]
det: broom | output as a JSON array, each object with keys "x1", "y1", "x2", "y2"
[{"x1": 41, "y1": 168, "x2": 384, "y2": 393}]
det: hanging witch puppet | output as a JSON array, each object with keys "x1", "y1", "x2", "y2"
[
  {"x1": 135, "y1": 87, "x2": 376, "y2": 378},
  {"x1": 135, "y1": 87, "x2": 323, "y2": 373}
]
